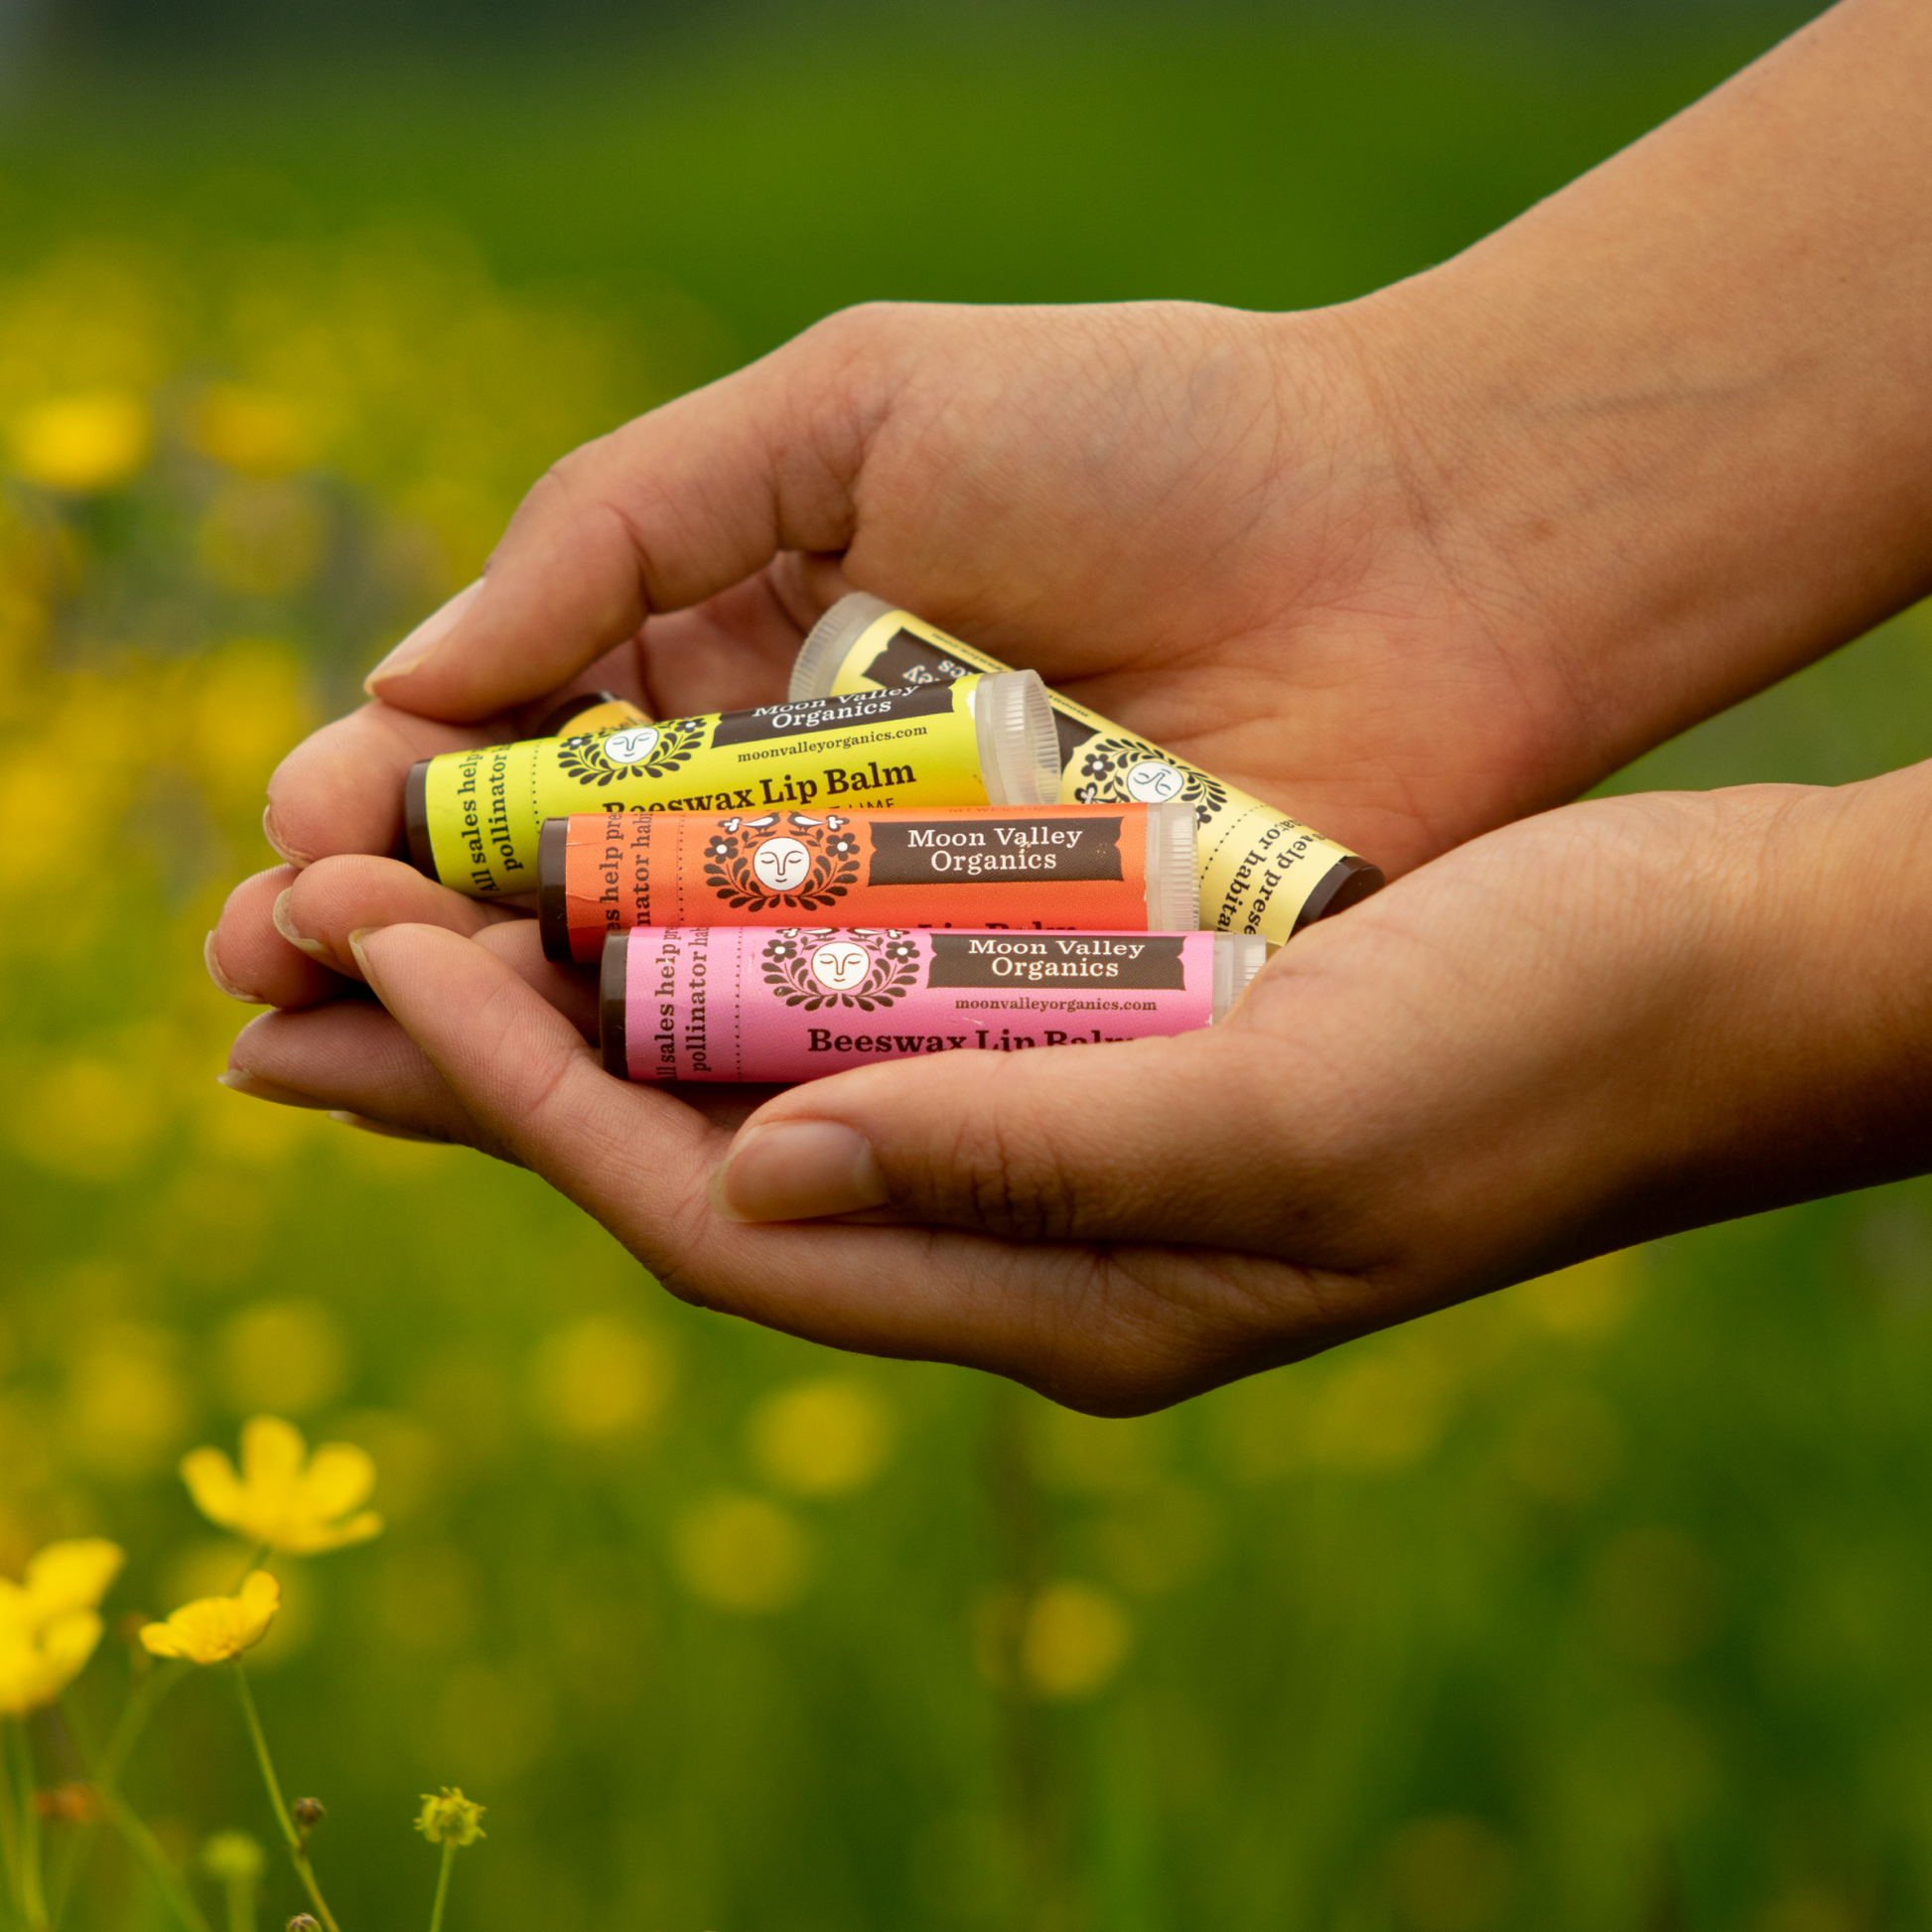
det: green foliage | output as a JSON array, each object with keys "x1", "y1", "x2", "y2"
[{"x1": 3, "y1": 6, "x2": 1931, "y2": 1930}]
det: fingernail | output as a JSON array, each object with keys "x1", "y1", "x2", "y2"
[
  {"x1": 328, "y1": 1110, "x2": 449, "y2": 1145},
  {"x1": 363, "y1": 578, "x2": 483, "y2": 694},
  {"x1": 205, "y1": 931, "x2": 261, "y2": 1004},
  {"x1": 711, "y1": 1120, "x2": 888, "y2": 1223},
  {"x1": 216, "y1": 1070, "x2": 335, "y2": 1111},
  {"x1": 261, "y1": 803, "x2": 307, "y2": 867},
  {"x1": 346, "y1": 927, "x2": 378, "y2": 983},
  {"x1": 271, "y1": 889, "x2": 330, "y2": 959}
]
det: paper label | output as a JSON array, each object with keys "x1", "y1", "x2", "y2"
[
  {"x1": 556, "y1": 803, "x2": 1153, "y2": 963},
  {"x1": 422, "y1": 679, "x2": 992, "y2": 897},
  {"x1": 619, "y1": 926, "x2": 1216, "y2": 1083}
]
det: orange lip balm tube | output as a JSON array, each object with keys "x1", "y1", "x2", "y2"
[{"x1": 538, "y1": 801, "x2": 1199, "y2": 963}]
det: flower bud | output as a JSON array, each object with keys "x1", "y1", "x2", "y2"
[
  {"x1": 414, "y1": 1787, "x2": 486, "y2": 1848},
  {"x1": 287, "y1": 1917, "x2": 321, "y2": 1932},
  {"x1": 292, "y1": 1797, "x2": 326, "y2": 1830}
]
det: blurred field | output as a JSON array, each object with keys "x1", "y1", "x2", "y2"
[{"x1": 8, "y1": 5, "x2": 1932, "y2": 1929}]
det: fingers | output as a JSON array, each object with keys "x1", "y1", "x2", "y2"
[
  {"x1": 363, "y1": 313, "x2": 902, "y2": 720},
  {"x1": 275, "y1": 854, "x2": 525, "y2": 979},
  {"x1": 709, "y1": 1019, "x2": 1332, "y2": 1257},
  {"x1": 345, "y1": 921, "x2": 1338, "y2": 1408},
  {"x1": 207, "y1": 856, "x2": 524, "y2": 1012},
  {"x1": 218, "y1": 918, "x2": 601, "y2": 1150},
  {"x1": 207, "y1": 867, "x2": 356, "y2": 1011},
  {"x1": 223, "y1": 1002, "x2": 497, "y2": 1152},
  {"x1": 264, "y1": 701, "x2": 505, "y2": 867}
]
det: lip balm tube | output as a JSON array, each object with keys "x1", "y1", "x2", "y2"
[
  {"x1": 788, "y1": 594, "x2": 1384, "y2": 942},
  {"x1": 537, "y1": 801, "x2": 1198, "y2": 963},
  {"x1": 535, "y1": 689, "x2": 652, "y2": 738},
  {"x1": 600, "y1": 925, "x2": 1267, "y2": 1083},
  {"x1": 403, "y1": 670, "x2": 1059, "y2": 897}
]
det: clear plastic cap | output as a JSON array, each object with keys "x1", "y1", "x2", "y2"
[
  {"x1": 974, "y1": 669, "x2": 1061, "y2": 807},
  {"x1": 1210, "y1": 934, "x2": 1271, "y2": 1023},
  {"x1": 789, "y1": 591, "x2": 894, "y2": 703},
  {"x1": 1143, "y1": 801, "x2": 1200, "y2": 930}
]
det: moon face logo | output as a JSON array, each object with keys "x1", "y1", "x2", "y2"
[
  {"x1": 1124, "y1": 759, "x2": 1184, "y2": 804},
  {"x1": 603, "y1": 726, "x2": 661, "y2": 765},
  {"x1": 809, "y1": 942, "x2": 871, "y2": 992},
  {"x1": 752, "y1": 836, "x2": 812, "y2": 892}
]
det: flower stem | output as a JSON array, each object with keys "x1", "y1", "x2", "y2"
[
  {"x1": 90, "y1": 1790, "x2": 212, "y2": 1932},
  {"x1": 426, "y1": 1843, "x2": 455, "y2": 1932},
  {"x1": 46, "y1": 1691, "x2": 208, "y2": 1932},
  {"x1": 222, "y1": 1868, "x2": 256, "y2": 1932},
  {"x1": 0, "y1": 1719, "x2": 27, "y2": 1927},
  {"x1": 1, "y1": 1721, "x2": 47, "y2": 1930},
  {"x1": 229, "y1": 1671, "x2": 340, "y2": 1932},
  {"x1": 49, "y1": 1661, "x2": 185, "y2": 1926}
]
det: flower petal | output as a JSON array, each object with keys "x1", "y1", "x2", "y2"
[
  {"x1": 285, "y1": 1510, "x2": 383, "y2": 1556},
  {"x1": 38, "y1": 1608, "x2": 102, "y2": 1682},
  {"x1": 181, "y1": 1448, "x2": 249, "y2": 1533},
  {"x1": 239, "y1": 1415, "x2": 307, "y2": 1488},
  {"x1": 25, "y1": 1540, "x2": 124, "y2": 1618},
  {"x1": 302, "y1": 1444, "x2": 376, "y2": 1519},
  {"x1": 139, "y1": 1620, "x2": 190, "y2": 1660},
  {"x1": 233, "y1": 1571, "x2": 281, "y2": 1648}
]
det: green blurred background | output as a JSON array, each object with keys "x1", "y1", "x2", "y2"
[{"x1": 9, "y1": 3, "x2": 1932, "y2": 1928}]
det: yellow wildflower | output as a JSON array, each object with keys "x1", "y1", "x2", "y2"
[
  {"x1": 0, "y1": 1539, "x2": 124, "y2": 1716},
  {"x1": 10, "y1": 391, "x2": 151, "y2": 491},
  {"x1": 180, "y1": 1416, "x2": 382, "y2": 1556},
  {"x1": 139, "y1": 1570, "x2": 280, "y2": 1664},
  {"x1": 415, "y1": 1787, "x2": 485, "y2": 1847}
]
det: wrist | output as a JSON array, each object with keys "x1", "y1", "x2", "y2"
[
  {"x1": 1577, "y1": 773, "x2": 1932, "y2": 1243},
  {"x1": 1321, "y1": 0, "x2": 1932, "y2": 800}
]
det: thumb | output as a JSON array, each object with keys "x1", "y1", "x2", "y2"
[
  {"x1": 710, "y1": 1023, "x2": 1330, "y2": 1257},
  {"x1": 361, "y1": 310, "x2": 903, "y2": 722}
]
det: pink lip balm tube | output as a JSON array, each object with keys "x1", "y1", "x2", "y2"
[{"x1": 600, "y1": 927, "x2": 1269, "y2": 1084}]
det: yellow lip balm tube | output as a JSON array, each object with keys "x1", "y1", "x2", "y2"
[
  {"x1": 404, "y1": 670, "x2": 1060, "y2": 897},
  {"x1": 789, "y1": 595, "x2": 1382, "y2": 940}
]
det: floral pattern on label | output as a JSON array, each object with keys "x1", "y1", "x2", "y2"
[
  {"x1": 702, "y1": 812, "x2": 864, "y2": 910},
  {"x1": 556, "y1": 715, "x2": 707, "y2": 787},
  {"x1": 1071, "y1": 735, "x2": 1228, "y2": 827},
  {"x1": 759, "y1": 929, "x2": 922, "y2": 1011}
]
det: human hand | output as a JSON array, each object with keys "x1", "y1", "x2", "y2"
[
  {"x1": 219, "y1": 771, "x2": 1932, "y2": 1413},
  {"x1": 218, "y1": 0, "x2": 1932, "y2": 1012}
]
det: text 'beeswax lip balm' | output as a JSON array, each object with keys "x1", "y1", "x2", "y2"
[
  {"x1": 599, "y1": 926, "x2": 1267, "y2": 1084},
  {"x1": 788, "y1": 593, "x2": 1384, "y2": 943},
  {"x1": 404, "y1": 670, "x2": 1059, "y2": 897},
  {"x1": 537, "y1": 801, "x2": 1198, "y2": 963}
]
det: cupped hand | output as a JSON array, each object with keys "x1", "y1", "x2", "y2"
[
  {"x1": 220, "y1": 776, "x2": 1923, "y2": 1414},
  {"x1": 209, "y1": 293, "x2": 1676, "y2": 1009}
]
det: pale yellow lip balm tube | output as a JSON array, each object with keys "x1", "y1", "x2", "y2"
[{"x1": 789, "y1": 594, "x2": 1383, "y2": 940}]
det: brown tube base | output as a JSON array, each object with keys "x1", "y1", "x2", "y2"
[
  {"x1": 403, "y1": 759, "x2": 436, "y2": 880},
  {"x1": 536, "y1": 689, "x2": 628, "y2": 738},
  {"x1": 1291, "y1": 854, "x2": 1384, "y2": 934},
  {"x1": 599, "y1": 931, "x2": 629, "y2": 1077},
  {"x1": 538, "y1": 819, "x2": 572, "y2": 962}
]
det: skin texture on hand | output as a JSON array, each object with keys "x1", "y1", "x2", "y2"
[
  {"x1": 221, "y1": 773, "x2": 1932, "y2": 1414},
  {"x1": 207, "y1": 0, "x2": 1932, "y2": 1408}
]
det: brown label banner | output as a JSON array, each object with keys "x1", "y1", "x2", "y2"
[
  {"x1": 867, "y1": 815, "x2": 1124, "y2": 887},
  {"x1": 708, "y1": 683, "x2": 955, "y2": 747},
  {"x1": 924, "y1": 932, "x2": 1185, "y2": 989}
]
